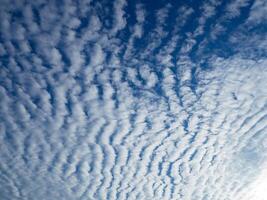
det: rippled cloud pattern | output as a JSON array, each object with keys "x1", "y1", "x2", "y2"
[{"x1": 0, "y1": 0, "x2": 267, "y2": 199}]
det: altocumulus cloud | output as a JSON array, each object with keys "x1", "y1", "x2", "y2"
[{"x1": 0, "y1": 0, "x2": 267, "y2": 200}]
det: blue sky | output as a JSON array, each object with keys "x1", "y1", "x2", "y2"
[{"x1": 0, "y1": 0, "x2": 267, "y2": 199}]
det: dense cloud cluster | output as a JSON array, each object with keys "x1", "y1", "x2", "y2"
[{"x1": 0, "y1": 0, "x2": 267, "y2": 199}]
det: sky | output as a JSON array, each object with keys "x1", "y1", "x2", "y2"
[{"x1": 0, "y1": 0, "x2": 267, "y2": 199}]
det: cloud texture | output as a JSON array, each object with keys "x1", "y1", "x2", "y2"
[{"x1": 0, "y1": 0, "x2": 267, "y2": 199}]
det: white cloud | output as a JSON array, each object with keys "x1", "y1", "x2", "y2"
[
  {"x1": 111, "y1": 0, "x2": 127, "y2": 36},
  {"x1": 0, "y1": 0, "x2": 266, "y2": 200}
]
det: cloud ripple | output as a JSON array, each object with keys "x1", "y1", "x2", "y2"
[{"x1": 0, "y1": 0, "x2": 267, "y2": 199}]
